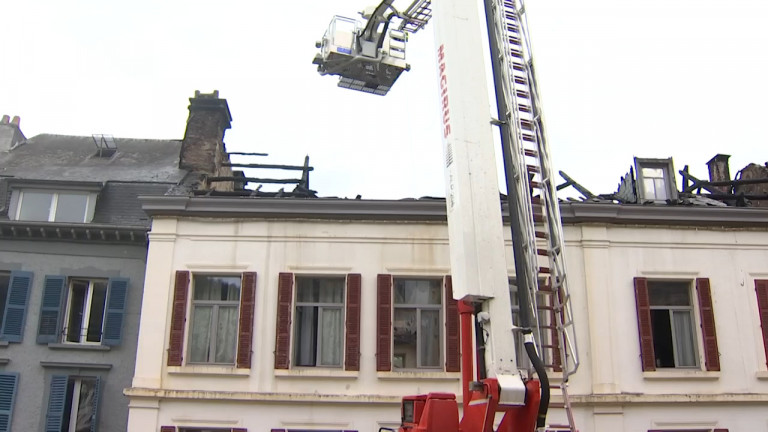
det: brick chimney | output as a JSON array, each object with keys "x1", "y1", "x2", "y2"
[
  {"x1": 0, "y1": 114, "x2": 26, "y2": 151},
  {"x1": 706, "y1": 154, "x2": 731, "y2": 194},
  {"x1": 179, "y1": 91, "x2": 234, "y2": 190}
]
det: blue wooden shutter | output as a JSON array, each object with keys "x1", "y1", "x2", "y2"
[
  {"x1": 88, "y1": 377, "x2": 101, "y2": 432},
  {"x1": 102, "y1": 278, "x2": 129, "y2": 346},
  {"x1": 0, "y1": 271, "x2": 33, "y2": 342},
  {"x1": 44, "y1": 375, "x2": 68, "y2": 432},
  {"x1": 37, "y1": 276, "x2": 66, "y2": 344},
  {"x1": 0, "y1": 373, "x2": 19, "y2": 432}
]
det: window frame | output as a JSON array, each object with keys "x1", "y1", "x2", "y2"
[
  {"x1": 45, "y1": 374, "x2": 101, "y2": 432},
  {"x1": 292, "y1": 275, "x2": 347, "y2": 368},
  {"x1": 167, "y1": 271, "x2": 256, "y2": 369},
  {"x1": 634, "y1": 277, "x2": 720, "y2": 372},
  {"x1": 13, "y1": 189, "x2": 94, "y2": 223},
  {"x1": 634, "y1": 157, "x2": 678, "y2": 202},
  {"x1": 647, "y1": 280, "x2": 700, "y2": 369},
  {"x1": 37, "y1": 275, "x2": 129, "y2": 347},
  {"x1": 274, "y1": 273, "x2": 361, "y2": 371},
  {"x1": 62, "y1": 277, "x2": 109, "y2": 345},
  {"x1": 392, "y1": 277, "x2": 444, "y2": 370},
  {"x1": 187, "y1": 274, "x2": 243, "y2": 365}
]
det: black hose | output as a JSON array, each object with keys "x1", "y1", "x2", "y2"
[
  {"x1": 474, "y1": 303, "x2": 487, "y2": 381},
  {"x1": 524, "y1": 332, "x2": 549, "y2": 429}
]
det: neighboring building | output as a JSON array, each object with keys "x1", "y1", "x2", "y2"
[
  {"x1": 0, "y1": 90, "x2": 236, "y2": 432},
  {"x1": 125, "y1": 151, "x2": 768, "y2": 432}
]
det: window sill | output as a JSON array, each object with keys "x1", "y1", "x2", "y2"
[
  {"x1": 378, "y1": 371, "x2": 461, "y2": 381},
  {"x1": 48, "y1": 343, "x2": 110, "y2": 351},
  {"x1": 167, "y1": 365, "x2": 250, "y2": 377},
  {"x1": 756, "y1": 371, "x2": 768, "y2": 380},
  {"x1": 0, "y1": 341, "x2": 9, "y2": 348},
  {"x1": 643, "y1": 370, "x2": 720, "y2": 380},
  {"x1": 274, "y1": 369, "x2": 359, "y2": 379}
]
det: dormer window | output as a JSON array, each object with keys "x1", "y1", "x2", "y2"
[
  {"x1": 16, "y1": 191, "x2": 90, "y2": 222},
  {"x1": 635, "y1": 157, "x2": 678, "y2": 202},
  {"x1": 8, "y1": 181, "x2": 101, "y2": 223}
]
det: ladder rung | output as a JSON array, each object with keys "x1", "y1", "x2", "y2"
[
  {"x1": 529, "y1": 180, "x2": 541, "y2": 189},
  {"x1": 537, "y1": 248, "x2": 549, "y2": 256},
  {"x1": 516, "y1": 90, "x2": 530, "y2": 99},
  {"x1": 522, "y1": 133, "x2": 536, "y2": 142},
  {"x1": 527, "y1": 164, "x2": 540, "y2": 174},
  {"x1": 533, "y1": 213, "x2": 545, "y2": 223},
  {"x1": 539, "y1": 267, "x2": 551, "y2": 274},
  {"x1": 535, "y1": 231, "x2": 548, "y2": 239}
]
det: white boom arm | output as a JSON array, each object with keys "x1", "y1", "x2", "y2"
[{"x1": 431, "y1": 0, "x2": 526, "y2": 405}]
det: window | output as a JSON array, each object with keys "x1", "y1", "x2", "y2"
[
  {"x1": 294, "y1": 277, "x2": 345, "y2": 367},
  {"x1": 167, "y1": 271, "x2": 256, "y2": 368},
  {"x1": 393, "y1": 278, "x2": 442, "y2": 369},
  {"x1": 189, "y1": 275, "x2": 241, "y2": 364},
  {"x1": 635, "y1": 157, "x2": 678, "y2": 202},
  {"x1": 14, "y1": 190, "x2": 92, "y2": 223},
  {"x1": 64, "y1": 279, "x2": 108, "y2": 344},
  {"x1": 648, "y1": 281, "x2": 698, "y2": 368},
  {"x1": 274, "y1": 273, "x2": 360, "y2": 370},
  {"x1": 0, "y1": 271, "x2": 33, "y2": 343},
  {"x1": 45, "y1": 375, "x2": 101, "y2": 432},
  {"x1": 375, "y1": 274, "x2": 459, "y2": 372},
  {"x1": 634, "y1": 278, "x2": 720, "y2": 371},
  {"x1": 0, "y1": 373, "x2": 19, "y2": 432},
  {"x1": 37, "y1": 276, "x2": 129, "y2": 347}
]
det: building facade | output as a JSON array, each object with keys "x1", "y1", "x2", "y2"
[
  {"x1": 125, "y1": 196, "x2": 768, "y2": 432},
  {"x1": 0, "y1": 90, "x2": 235, "y2": 432}
]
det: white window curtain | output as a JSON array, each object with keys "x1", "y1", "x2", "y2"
[
  {"x1": 672, "y1": 310, "x2": 696, "y2": 367},
  {"x1": 214, "y1": 306, "x2": 238, "y2": 363},
  {"x1": 295, "y1": 278, "x2": 344, "y2": 367},
  {"x1": 189, "y1": 306, "x2": 213, "y2": 362}
]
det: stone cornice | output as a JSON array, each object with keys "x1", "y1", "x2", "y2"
[{"x1": 139, "y1": 196, "x2": 768, "y2": 228}]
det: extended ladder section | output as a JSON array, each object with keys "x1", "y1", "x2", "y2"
[
  {"x1": 399, "y1": 0, "x2": 433, "y2": 33},
  {"x1": 487, "y1": 0, "x2": 579, "y2": 429}
]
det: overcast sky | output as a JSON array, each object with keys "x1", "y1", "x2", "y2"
[{"x1": 2, "y1": 0, "x2": 767, "y2": 199}]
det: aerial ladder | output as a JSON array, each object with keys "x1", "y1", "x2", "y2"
[{"x1": 314, "y1": 1, "x2": 579, "y2": 431}]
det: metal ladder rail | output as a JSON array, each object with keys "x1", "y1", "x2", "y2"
[
  {"x1": 399, "y1": 0, "x2": 433, "y2": 33},
  {"x1": 495, "y1": 1, "x2": 579, "y2": 430},
  {"x1": 490, "y1": 0, "x2": 546, "y2": 362},
  {"x1": 515, "y1": 0, "x2": 580, "y2": 381}
]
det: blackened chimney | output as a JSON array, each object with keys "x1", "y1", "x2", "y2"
[{"x1": 706, "y1": 154, "x2": 731, "y2": 194}]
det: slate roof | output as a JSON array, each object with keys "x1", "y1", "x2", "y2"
[
  {"x1": 0, "y1": 134, "x2": 186, "y2": 228},
  {"x1": 0, "y1": 134, "x2": 185, "y2": 183}
]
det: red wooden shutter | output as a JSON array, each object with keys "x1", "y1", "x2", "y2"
[
  {"x1": 160, "y1": 426, "x2": 176, "y2": 432},
  {"x1": 345, "y1": 273, "x2": 362, "y2": 371},
  {"x1": 232, "y1": 428, "x2": 247, "y2": 432},
  {"x1": 167, "y1": 271, "x2": 190, "y2": 366},
  {"x1": 237, "y1": 272, "x2": 257, "y2": 368},
  {"x1": 696, "y1": 278, "x2": 720, "y2": 371},
  {"x1": 274, "y1": 272, "x2": 293, "y2": 370},
  {"x1": 634, "y1": 277, "x2": 656, "y2": 371},
  {"x1": 444, "y1": 276, "x2": 460, "y2": 372},
  {"x1": 376, "y1": 274, "x2": 392, "y2": 371},
  {"x1": 756, "y1": 280, "x2": 768, "y2": 369}
]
